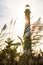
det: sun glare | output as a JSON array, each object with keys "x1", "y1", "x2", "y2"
[
  {"x1": 8, "y1": 5, "x2": 43, "y2": 53},
  {"x1": 1, "y1": 0, "x2": 43, "y2": 53},
  {"x1": 9, "y1": 10, "x2": 25, "y2": 52}
]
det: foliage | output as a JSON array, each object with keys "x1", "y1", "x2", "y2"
[
  {"x1": 1, "y1": 24, "x2": 7, "y2": 33},
  {"x1": 0, "y1": 37, "x2": 20, "y2": 65},
  {"x1": 18, "y1": 52, "x2": 29, "y2": 65},
  {"x1": 24, "y1": 35, "x2": 31, "y2": 51}
]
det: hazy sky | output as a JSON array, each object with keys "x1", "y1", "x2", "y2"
[
  {"x1": 0, "y1": 0, "x2": 43, "y2": 25},
  {"x1": 0, "y1": 0, "x2": 43, "y2": 51},
  {"x1": 0, "y1": 0, "x2": 43, "y2": 38}
]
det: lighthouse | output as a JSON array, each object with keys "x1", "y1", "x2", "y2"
[
  {"x1": 25, "y1": 5, "x2": 30, "y2": 26},
  {"x1": 24, "y1": 5, "x2": 31, "y2": 51}
]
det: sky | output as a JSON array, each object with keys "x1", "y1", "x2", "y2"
[
  {"x1": 0, "y1": 0, "x2": 43, "y2": 41},
  {"x1": 0, "y1": 0, "x2": 43, "y2": 27},
  {"x1": 0, "y1": 0, "x2": 43, "y2": 51}
]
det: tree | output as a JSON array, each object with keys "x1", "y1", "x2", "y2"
[{"x1": 0, "y1": 37, "x2": 21, "y2": 65}]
